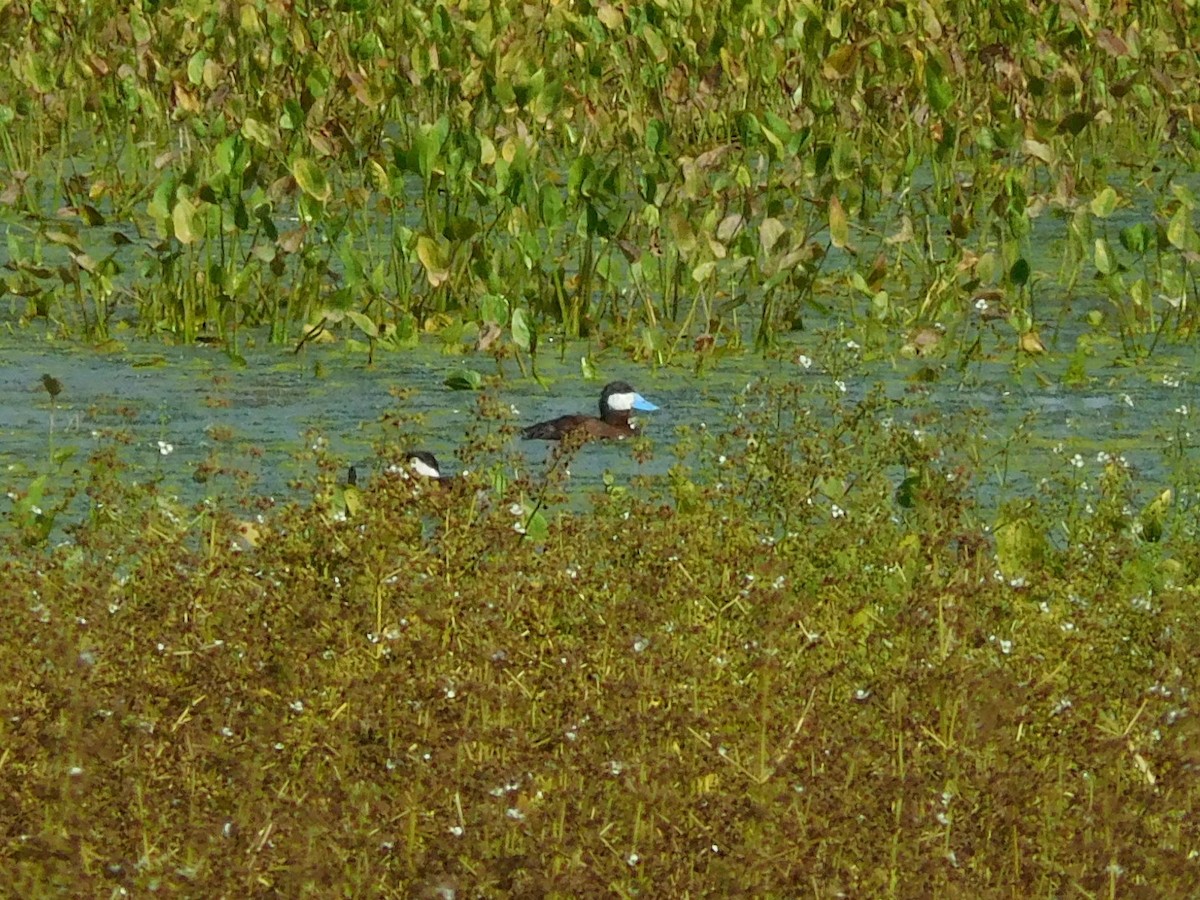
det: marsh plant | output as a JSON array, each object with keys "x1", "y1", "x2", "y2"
[
  {"x1": 3, "y1": 381, "x2": 1199, "y2": 894},
  {"x1": 1, "y1": 1, "x2": 1199, "y2": 359}
]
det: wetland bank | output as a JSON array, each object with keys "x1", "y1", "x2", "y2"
[{"x1": 4, "y1": 0, "x2": 1200, "y2": 894}]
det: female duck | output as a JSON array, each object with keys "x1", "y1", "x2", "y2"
[{"x1": 521, "y1": 381, "x2": 659, "y2": 441}]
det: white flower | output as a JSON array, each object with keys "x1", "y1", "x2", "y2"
[
  {"x1": 797, "y1": 354, "x2": 813, "y2": 369},
  {"x1": 157, "y1": 440, "x2": 174, "y2": 456}
]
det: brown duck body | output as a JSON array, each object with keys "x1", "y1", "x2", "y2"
[
  {"x1": 520, "y1": 381, "x2": 659, "y2": 442},
  {"x1": 520, "y1": 413, "x2": 638, "y2": 441}
]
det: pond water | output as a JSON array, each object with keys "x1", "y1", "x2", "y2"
[{"x1": 1, "y1": 315, "x2": 1194, "y2": 534}]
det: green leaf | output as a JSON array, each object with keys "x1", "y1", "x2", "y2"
[
  {"x1": 1009, "y1": 257, "x2": 1030, "y2": 286},
  {"x1": 829, "y1": 195, "x2": 850, "y2": 249},
  {"x1": 240, "y1": 116, "x2": 274, "y2": 147},
  {"x1": 831, "y1": 136, "x2": 856, "y2": 182},
  {"x1": 1139, "y1": 488, "x2": 1171, "y2": 543},
  {"x1": 44, "y1": 229, "x2": 82, "y2": 252},
  {"x1": 416, "y1": 235, "x2": 450, "y2": 287},
  {"x1": 172, "y1": 196, "x2": 201, "y2": 244},
  {"x1": 444, "y1": 367, "x2": 484, "y2": 390},
  {"x1": 340, "y1": 485, "x2": 362, "y2": 518},
  {"x1": 479, "y1": 293, "x2": 508, "y2": 325},
  {"x1": 416, "y1": 116, "x2": 450, "y2": 181},
  {"x1": 597, "y1": 3, "x2": 624, "y2": 29},
  {"x1": 522, "y1": 505, "x2": 549, "y2": 542},
  {"x1": 567, "y1": 155, "x2": 594, "y2": 199},
  {"x1": 1130, "y1": 277, "x2": 1150, "y2": 308},
  {"x1": 1119, "y1": 223, "x2": 1153, "y2": 255},
  {"x1": 1093, "y1": 238, "x2": 1113, "y2": 275},
  {"x1": 539, "y1": 185, "x2": 564, "y2": 228},
  {"x1": 1021, "y1": 139, "x2": 1054, "y2": 163},
  {"x1": 1170, "y1": 183, "x2": 1196, "y2": 209},
  {"x1": 291, "y1": 157, "x2": 331, "y2": 202},
  {"x1": 1161, "y1": 267, "x2": 1186, "y2": 303},
  {"x1": 994, "y1": 513, "x2": 1046, "y2": 581},
  {"x1": 511, "y1": 306, "x2": 533, "y2": 352},
  {"x1": 383, "y1": 312, "x2": 420, "y2": 349},
  {"x1": 280, "y1": 98, "x2": 305, "y2": 131},
  {"x1": 645, "y1": 118, "x2": 666, "y2": 154},
  {"x1": 759, "y1": 122, "x2": 785, "y2": 159},
  {"x1": 1089, "y1": 187, "x2": 1118, "y2": 218},
  {"x1": 759, "y1": 217, "x2": 786, "y2": 254},
  {"x1": 187, "y1": 50, "x2": 207, "y2": 86},
  {"x1": 925, "y1": 60, "x2": 953, "y2": 114},
  {"x1": 1057, "y1": 110, "x2": 1093, "y2": 136},
  {"x1": 1167, "y1": 205, "x2": 1192, "y2": 250},
  {"x1": 345, "y1": 311, "x2": 378, "y2": 338},
  {"x1": 641, "y1": 25, "x2": 668, "y2": 63},
  {"x1": 716, "y1": 214, "x2": 743, "y2": 243}
]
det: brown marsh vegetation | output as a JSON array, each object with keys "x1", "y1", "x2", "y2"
[{"x1": 3, "y1": 383, "x2": 1199, "y2": 894}]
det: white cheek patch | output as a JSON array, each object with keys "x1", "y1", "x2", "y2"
[
  {"x1": 410, "y1": 457, "x2": 441, "y2": 480},
  {"x1": 607, "y1": 391, "x2": 637, "y2": 411}
]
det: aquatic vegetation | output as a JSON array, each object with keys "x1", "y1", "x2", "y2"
[
  {"x1": 3, "y1": 380, "x2": 1199, "y2": 893},
  {"x1": 0, "y1": 1, "x2": 1198, "y2": 360}
]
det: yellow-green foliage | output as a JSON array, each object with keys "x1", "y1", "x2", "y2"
[
  {"x1": 3, "y1": 386, "x2": 1199, "y2": 894},
  {"x1": 2, "y1": 0, "x2": 1200, "y2": 346}
]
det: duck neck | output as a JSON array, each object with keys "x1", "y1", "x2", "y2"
[{"x1": 602, "y1": 408, "x2": 632, "y2": 428}]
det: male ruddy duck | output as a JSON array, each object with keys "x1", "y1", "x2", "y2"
[
  {"x1": 357, "y1": 452, "x2": 455, "y2": 485},
  {"x1": 520, "y1": 381, "x2": 659, "y2": 441}
]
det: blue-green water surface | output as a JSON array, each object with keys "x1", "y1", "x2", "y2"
[{"x1": 1, "y1": 324, "x2": 1196, "y2": 534}]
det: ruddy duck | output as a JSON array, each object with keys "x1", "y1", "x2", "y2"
[
  {"x1": 356, "y1": 452, "x2": 455, "y2": 485},
  {"x1": 404, "y1": 450, "x2": 454, "y2": 482},
  {"x1": 520, "y1": 381, "x2": 659, "y2": 441}
]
